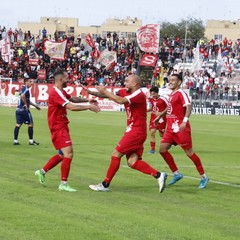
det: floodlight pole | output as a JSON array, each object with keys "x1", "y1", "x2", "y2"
[{"x1": 182, "y1": 20, "x2": 188, "y2": 79}]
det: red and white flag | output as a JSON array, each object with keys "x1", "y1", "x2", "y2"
[
  {"x1": 85, "y1": 33, "x2": 95, "y2": 48},
  {"x1": 44, "y1": 40, "x2": 67, "y2": 60},
  {"x1": 85, "y1": 33, "x2": 100, "y2": 59},
  {"x1": 0, "y1": 37, "x2": 11, "y2": 63},
  {"x1": 136, "y1": 24, "x2": 160, "y2": 53}
]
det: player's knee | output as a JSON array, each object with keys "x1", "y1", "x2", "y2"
[
  {"x1": 127, "y1": 159, "x2": 135, "y2": 167},
  {"x1": 65, "y1": 152, "x2": 73, "y2": 159},
  {"x1": 185, "y1": 149, "x2": 194, "y2": 157},
  {"x1": 159, "y1": 145, "x2": 168, "y2": 153}
]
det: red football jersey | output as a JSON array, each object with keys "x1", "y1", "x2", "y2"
[
  {"x1": 48, "y1": 87, "x2": 71, "y2": 132},
  {"x1": 118, "y1": 88, "x2": 147, "y2": 133},
  {"x1": 166, "y1": 89, "x2": 191, "y2": 133},
  {"x1": 149, "y1": 96, "x2": 168, "y2": 123}
]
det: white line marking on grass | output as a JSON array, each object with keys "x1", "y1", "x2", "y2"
[
  {"x1": 165, "y1": 165, "x2": 240, "y2": 169},
  {"x1": 121, "y1": 165, "x2": 240, "y2": 188},
  {"x1": 183, "y1": 175, "x2": 240, "y2": 188}
]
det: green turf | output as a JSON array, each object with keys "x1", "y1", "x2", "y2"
[{"x1": 0, "y1": 106, "x2": 239, "y2": 240}]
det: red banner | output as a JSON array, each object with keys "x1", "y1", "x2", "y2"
[
  {"x1": 139, "y1": 54, "x2": 158, "y2": 67},
  {"x1": 37, "y1": 69, "x2": 46, "y2": 80}
]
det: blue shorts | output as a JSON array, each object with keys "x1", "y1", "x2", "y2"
[{"x1": 16, "y1": 108, "x2": 33, "y2": 125}]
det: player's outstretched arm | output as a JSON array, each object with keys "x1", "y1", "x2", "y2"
[
  {"x1": 30, "y1": 101, "x2": 41, "y2": 110},
  {"x1": 95, "y1": 86, "x2": 128, "y2": 104},
  {"x1": 80, "y1": 84, "x2": 108, "y2": 98},
  {"x1": 65, "y1": 102, "x2": 100, "y2": 112}
]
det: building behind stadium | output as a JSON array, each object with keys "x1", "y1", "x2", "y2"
[{"x1": 18, "y1": 17, "x2": 142, "y2": 40}]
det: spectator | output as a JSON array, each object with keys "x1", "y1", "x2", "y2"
[{"x1": 42, "y1": 27, "x2": 47, "y2": 38}]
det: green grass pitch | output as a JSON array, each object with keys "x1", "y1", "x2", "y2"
[{"x1": 0, "y1": 106, "x2": 239, "y2": 240}]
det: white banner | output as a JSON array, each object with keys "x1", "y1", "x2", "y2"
[
  {"x1": 98, "y1": 49, "x2": 117, "y2": 69},
  {"x1": 136, "y1": 24, "x2": 160, "y2": 53},
  {"x1": 44, "y1": 40, "x2": 67, "y2": 60}
]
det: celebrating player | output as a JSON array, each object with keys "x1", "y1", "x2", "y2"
[
  {"x1": 147, "y1": 86, "x2": 168, "y2": 154},
  {"x1": 35, "y1": 69, "x2": 100, "y2": 192},
  {"x1": 83, "y1": 74, "x2": 167, "y2": 193},
  {"x1": 158, "y1": 74, "x2": 209, "y2": 189}
]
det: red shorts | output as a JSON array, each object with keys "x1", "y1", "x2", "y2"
[
  {"x1": 51, "y1": 126, "x2": 72, "y2": 150},
  {"x1": 116, "y1": 130, "x2": 147, "y2": 159},
  {"x1": 161, "y1": 129, "x2": 192, "y2": 150},
  {"x1": 149, "y1": 121, "x2": 166, "y2": 135}
]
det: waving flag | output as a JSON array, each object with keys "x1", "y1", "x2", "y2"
[
  {"x1": 44, "y1": 40, "x2": 67, "y2": 60},
  {"x1": 98, "y1": 49, "x2": 117, "y2": 69},
  {"x1": 136, "y1": 24, "x2": 160, "y2": 53},
  {"x1": 192, "y1": 41, "x2": 202, "y2": 73},
  {"x1": 85, "y1": 33, "x2": 95, "y2": 48},
  {"x1": 0, "y1": 37, "x2": 11, "y2": 63},
  {"x1": 85, "y1": 33, "x2": 100, "y2": 59},
  {"x1": 217, "y1": 48, "x2": 223, "y2": 66}
]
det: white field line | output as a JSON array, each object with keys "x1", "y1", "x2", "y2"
[{"x1": 121, "y1": 164, "x2": 240, "y2": 188}]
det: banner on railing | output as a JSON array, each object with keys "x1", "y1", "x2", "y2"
[{"x1": 1, "y1": 82, "x2": 239, "y2": 115}]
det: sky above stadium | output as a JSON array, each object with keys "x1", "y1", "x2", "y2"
[{"x1": 1, "y1": 0, "x2": 240, "y2": 29}]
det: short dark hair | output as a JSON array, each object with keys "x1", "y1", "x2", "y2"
[
  {"x1": 54, "y1": 68, "x2": 65, "y2": 77},
  {"x1": 24, "y1": 78, "x2": 31, "y2": 84},
  {"x1": 54, "y1": 69, "x2": 65, "y2": 81},
  {"x1": 150, "y1": 86, "x2": 159, "y2": 93},
  {"x1": 171, "y1": 73, "x2": 183, "y2": 82}
]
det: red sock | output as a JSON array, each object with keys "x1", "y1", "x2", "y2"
[
  {"x1": 104, "y1": 156, "x2": 121, "y2": 184},
  {"x1": 160, "y1": 151, "x2": 178, "y2": 172},
  {"x1": 61, "y1": 157, "x2": 72, "y2": 181},
  {"x1": 150, "y1": 141, "x2": 156, "y2": 151},
  {"x1": 43, "y1": 154, "x2": 63, "y2": 172},
  {"x1": 131, "y1": 160, "x2": 158, "y2": 177},
  {"x1": 189, "y1": 153, "x2": 205, "y2": 175}
]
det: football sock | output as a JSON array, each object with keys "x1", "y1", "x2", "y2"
[
  {"x1": 43, "y1": 154, "x2": 63, "y2": 173},
  {"x1": 173, "y1": 170, "x2": 180, "y2": 175},
  {"x1": 150, "y1": 141, "x2": 155, "y2": 151},
  {"x1": 102, "y1": 181, "x2": 109, "y2": 188},
  {"x1": 14, "y1": 126, "x2": 20, "y2": 141},
  {"x1": 131, "y1": 160, "x2": 158, "y2": 177},
  {"x1": 28, "y1": 127, "x2": 33, "y2": 139},
  {"x1": 160, "y1": 151, "x2": 178, "y2": 172},
  {"x1": 61, "y1": 157, "x2": 72, "y2": 181},
  {"x1": 104, "y1": 156, "x2": 121, "y2": 185},
  {"x1": 189, "y1": 153, "x2": 205, "y2": 175},
  {"x1": 201, "y1": 174, "x2": 207, "y2": 179}
]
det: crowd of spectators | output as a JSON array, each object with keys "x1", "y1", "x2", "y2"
[
  {"x1": 0, "y1": 25, "x2": 240, "y2": 101},
  {"x1": 0, "y1": 26, "x2": 141, "y2": 87}
]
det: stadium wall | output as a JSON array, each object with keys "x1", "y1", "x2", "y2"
[{"x1": 1, "y1": 82, "x2": 239, "y2": 115}]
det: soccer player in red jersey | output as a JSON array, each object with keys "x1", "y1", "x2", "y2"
[
  {"x1": 158, "y1": 74, "x2": 209, "y2": 189},
  {"x1": 83, "y1": 74, "x2": 167, "y2": 192},
  {"x1": 35, "y1": 69, "x2": 100, "y2": 192},
  {"x1": 147, "y1": 86, "x2": 168, "y2": 154}
]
